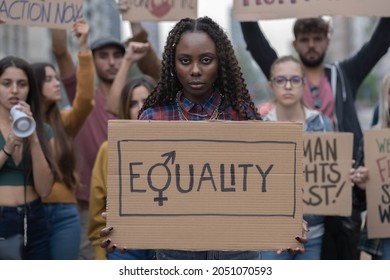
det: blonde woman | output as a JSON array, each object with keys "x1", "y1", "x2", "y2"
[
  {"x1": 353, "y1": 73, "x2": 390, "y2": 259},
  {"x1": 262, "y1": 55, "x2": 332, "y2": 260}
]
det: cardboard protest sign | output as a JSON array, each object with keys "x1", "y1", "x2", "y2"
[
  {"x1": 0, "y1": 0, "x2": 83, "y2": 29},
  {"x1": 303, "y1": 132, "x2": 353, "y2": 216},
  {"x1": 107, "y1": 120, "x2": 303, "y2": 251},
  {"x1": 364, "y1": 129, "x2": 390, "y2": 239},
  {"x1": 120, "y1": 0, "x2": 197, "y2": 22},
  {"x1": 233, "y1": 0, "x2": 390, "y2": 21}
]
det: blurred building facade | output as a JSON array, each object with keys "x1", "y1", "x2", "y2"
[
  {"x1": 329, "y1": 17, "x2": 389, "y2": 72},
  {"x1": 327, "y1": 16, "x2": 390, "y2": 96}
]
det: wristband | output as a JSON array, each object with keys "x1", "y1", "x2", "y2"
[{"x1": 2, "y1": 148, "x2": 11, "y2": 157}]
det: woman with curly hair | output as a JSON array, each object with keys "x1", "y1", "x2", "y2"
[
  {"x1": 138, "y1": 16, "x2": 261, "y2": 121},
  {"x1": 101, "y1": 16, "x2": 307, "y2": 260}
]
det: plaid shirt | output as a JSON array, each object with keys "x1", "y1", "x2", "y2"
[
  {"x1": 139, "y1": 91, "x2": 255, "y2": 121},
  {"x1": 138, "y1": 90, "x2": 260, "y2": 260}
]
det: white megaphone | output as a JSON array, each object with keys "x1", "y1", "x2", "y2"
[{"x1": 10, "y1": 105, "x2": 36, "y2": 138}]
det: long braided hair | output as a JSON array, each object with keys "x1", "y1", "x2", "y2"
[{"x1": 139, "y1": 16, "x2": 261, "y2": 120}]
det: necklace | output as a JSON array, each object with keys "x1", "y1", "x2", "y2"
[
  {"x1": 177, "y1": 100, "x2": 208, "y2": 118},
  {"x1": 176, "y1": 91, "x2": 223, "y2": 121}
]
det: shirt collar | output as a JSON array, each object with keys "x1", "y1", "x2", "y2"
[{"x1": 177, "y1": 90, "x2": 222, "y2": 116}]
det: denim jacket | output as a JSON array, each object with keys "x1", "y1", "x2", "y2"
[
  {"x1": 264, "y1": 107, "x2": 333, "y2": 133},
  {"x1": 264, "y1": 107, "x2": 333, "y2": 239}
]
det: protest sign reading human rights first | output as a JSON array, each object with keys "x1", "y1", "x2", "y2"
[{"x1": 303, "y1": 132, "x2": 354, "y2": 216}]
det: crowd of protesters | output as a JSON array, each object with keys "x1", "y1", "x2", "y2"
[{"x1": 0, "y1": 1, "x2": 390, "y2": 260}]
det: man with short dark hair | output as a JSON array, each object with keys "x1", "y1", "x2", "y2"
[{"x1": 240, "y1": 16, "x2": 390, "y2": 260}]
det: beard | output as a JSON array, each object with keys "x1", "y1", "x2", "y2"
[
  {"x1": 96, "y1": 72, "x2": 114, "y2": 85},
  {"x1": 98, "y1": 76, "x2": 114, "y2": 85},
  {"x1": 299, "y1": 52, "x2": 326, "y2": 68},
  {"x1": 95, "y1": 66, "x2": 117, "y2": 85}
]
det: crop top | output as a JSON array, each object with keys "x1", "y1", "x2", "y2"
[{"x1": 0, "y1": 123, "x2": 53, "y2": 186}]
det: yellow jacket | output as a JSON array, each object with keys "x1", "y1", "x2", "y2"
[
  {"x1": 87, "y1": 29, "x2": 161, "y2": 260},
  {"x1": 88, "y1": 141, "x2": 108, "y2": 259}
]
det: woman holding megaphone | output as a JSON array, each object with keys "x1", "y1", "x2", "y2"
[{"x1": 0, "y1": 56, "x2": 57, "y2": 260}]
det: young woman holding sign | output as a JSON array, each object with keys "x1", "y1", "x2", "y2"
[
  {"x1": 262, "y1": 55, "x2": 332, "y2": 260},
  {"x1": 89, "y1": 74, "x2": 156, "y2": 260},
  {"x1": 352, "y1": 73, "x2": 390, "y2": 260},
  {"x1": 99, "y1": 16, "x2": 308, "y2": 260}
]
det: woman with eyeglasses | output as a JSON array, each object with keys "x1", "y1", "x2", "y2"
[
  {"x1": 262, "y1": 55, "x2": 332, "y2": 260},
  {"x1": 264, "y1": 55, "x2": 332, "y2": 132}
]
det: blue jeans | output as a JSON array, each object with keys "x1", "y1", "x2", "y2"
[
  {"x1": 44, "y1": 203, "x2": 81, "y2": 260},
  {"x1": 157, "y1": 250, "x2": 260, "y2": 260},
  {"x1": 381, "y1": 238, "x2": 390, "y2": 260},
  {"x1": 108, "y1": 249, "x2": 155, "y2": 260},
  {"x1": 0, "y1": 199, "x2": 50, "y2": 260},
  {"x1": 260, "y1": 235, "x2": 323, "y2": 260},
  {"x1": 77, "y1": 200, "x2": 94, "y2": 259}
]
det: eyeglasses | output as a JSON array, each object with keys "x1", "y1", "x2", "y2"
[
  {"x1": 271, "y1": 75, "x2": 304, "y2": 88},
  {"x1": 310, "y1": 86, "x2": 322, "y2": 109}
]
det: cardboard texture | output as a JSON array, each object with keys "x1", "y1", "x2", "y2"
[
  {"x1": 0, "y1": 0, "x2": 83, "y2": 29},
  {"x1": 364, "y1": 129, "x2": 390, "y2": 239},
  {"x1": 303, "y1": 132, "x2": 354, "y2": 216},
  {"x1": 107, "y1": 120, "x2": 303, "y2": 251},
  {"x1": 120, "y1": 0, "x2": 197, "y2": 22},
  {"x1": 233, "y1": 0, "x2": 390, "y2": 21}
]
